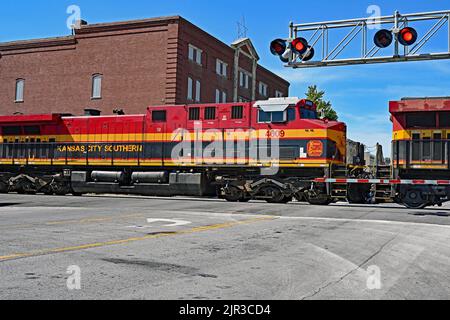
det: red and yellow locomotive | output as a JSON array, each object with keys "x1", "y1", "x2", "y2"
[
  {"x1": 390, "y1": 97, "x2": 450, "y2": 208},
  {"x1": 0, "y1": 98, "x2": 346, "y2": 203}
]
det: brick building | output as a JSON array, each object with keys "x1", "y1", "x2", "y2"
[{"x1": 0, "y1": 16, "x2": 289, "y2": 116}]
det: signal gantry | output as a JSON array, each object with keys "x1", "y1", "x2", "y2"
[{"x1": 271, "y1": 10, "x2": 450, "y2": 68}]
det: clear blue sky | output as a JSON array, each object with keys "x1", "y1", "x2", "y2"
[{"x1": 2, "y1": 0, "x2": 450, "y2": 154}]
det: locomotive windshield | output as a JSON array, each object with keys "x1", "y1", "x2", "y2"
[
  {"x1": 300, "y1": 108, "x2": 318, "y2": 120},
  {"x1": 406, "y1": 112, "x2": 436, "y2": 128},
  {"x1": 299, "y1": 99, "x2": 319, "y2": 120}
]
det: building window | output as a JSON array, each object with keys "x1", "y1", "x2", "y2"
[
  {"x1": 188, "y1": 77, "x2": 201, "y2": 102},
  {"x1": 239, "y1": 71, "x2": 251, "y2": 89},
  {"x1": 275, "y1": 90, "x2": 284, "y2": 98},
  {"x1": 215, "y1": 89, "x2": 227, "y2": 103},
  {"x1": 187, "y1": 77, "x2": 193, "y2": 100},
  {"x1": 195, "y1": 80, "x2": 201, "y2": 102},
  {"x1": 15, "y1": 79, "x2": 25, "y2": 102},
  {"x1": 238, "y1": 97, "x2": 250, "y2": 103},
  {"x1": 188, "y1": 44, "x2": 202, "y2": 65},
  {"x1": 215, "y1": 89, "x2": 220, "y2": 104},
  {"x1": 259, "y1": 82, "x2": 268, "y2": 97},
  {"x1": 232, "y1": 106, "x2": 244, "y2": 119},
  {"x1": 189, "y1": 107, "x2": 200, "y2": 121},
  {"x1": 92, "y1": 74, "x2": 102, "y2": 99},
  {"x1": 216, "y1": 59, "x2": 228, "y2": 77},
  {"x1": 205, "y1": 107, "x2": 216, "y2": 120}
]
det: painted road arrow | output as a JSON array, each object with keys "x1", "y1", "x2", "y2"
[{"x1": 146, "y1": 219, "x2": 192, "y2": 227}]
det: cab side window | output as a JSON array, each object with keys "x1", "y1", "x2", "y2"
[{"x1": 258, "y1": 109, "x2": 295, "y2": 123}]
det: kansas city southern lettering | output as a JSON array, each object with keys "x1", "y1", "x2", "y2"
[{"x1": 57, "y1": 145, "x2": 143, "y2": 153}]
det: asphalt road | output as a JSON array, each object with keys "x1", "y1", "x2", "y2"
[{"x1": 0, "y1": 193, "x2": 449, "y2": 300}]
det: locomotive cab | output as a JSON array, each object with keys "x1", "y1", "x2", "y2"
[
  {"x1": 391, "y1": 97, "x2": 450, "y2": 172},
  {"x1": 390, "y1": 97, "x2": 450, "y2": 208},
  {"x1": 253, "y1": 97, "x2": 347, "y2": 167},
  {"x1": 254, "y1": 98, "x2": 319, "y2": 124}
]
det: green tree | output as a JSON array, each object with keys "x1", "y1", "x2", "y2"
[{"x1": 306, "y1": 85, "x2": 338, "y2": 121}]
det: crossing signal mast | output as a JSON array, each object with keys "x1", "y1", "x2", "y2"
[{"x1": 270, "y1": 10, "x2": 450, "y2": 68}]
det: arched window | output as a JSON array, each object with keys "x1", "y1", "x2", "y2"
[
  {"x1": 91, "y1": 74, "x2": 102, "y2": 99},
  {"x1": 15, "y1": 79, "x2": 25, "y2": 102}
]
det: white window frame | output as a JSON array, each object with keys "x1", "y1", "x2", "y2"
[
  {"x1": 215, "y1": 89, "x2": 227, "y2": 103},
  {"x1": 15, "y1": 79, "x2": 25, "y2": 102},
  {"x1": 188, "y1": 44, "x2": 202, "y2": 65},
  {"x1": 259, "y1": 82, "x2": 268, "y2": 97},
  {"x1": 91, "y1": 74, "x2": 102, "y2": 99},
  {"x1": 275, "y1": 90, "x2": 284, "y2": 98},
  {"x1": 239, "y1": 70, "x2": 251, "y2": 89},
  {"x1": 195, "y1": 80, "x2": 201, "y2": 102},
  {"x1": 187, "y1": 77, "x2": 193, "y2": 100},
  {"x1": 215, "y1": 89, "x2": 221, "y2": 104},
  {"x1": 216, "y1": 59, "x2": 228, "y2": 77}
]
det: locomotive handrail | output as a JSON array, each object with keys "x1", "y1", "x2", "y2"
[{"x1": 314, "y1": 178, "x2": 450, "y2": 185}]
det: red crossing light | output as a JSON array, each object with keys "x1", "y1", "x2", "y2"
[
  {"x1": 374, "y1": 29, "x2": 393, "y2": 48},
  {"x1": 398, "y1": 27, "x2": 418, "y2": 46},
  {"x1": 270, "y1": 39, "x2": 287, "y2": 56},
  {"x1": 291, "y1": 37, "x2": 308, "y2": 55}
]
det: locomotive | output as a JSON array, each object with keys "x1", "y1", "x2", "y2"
[
  {"x1": 1, "y1": 96, "x2": 449, "y2": 209},
  {"x1": 390, "y1": 97, "x2": 450, "y2": 208},
  {"x1": 0, "y1": 98, "x2": 347, "y2": 204}
]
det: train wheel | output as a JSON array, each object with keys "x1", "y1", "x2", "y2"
[
  {"x1": 224, "y1": 186, "x2": 244, "y2": 202},
  {"x1": 279, "y1": 196, "x2": 293, "y2": 204},
  {"x1": 402, "y1": 188, "x2": 429, "y2": 209},
  {"x1": 306, "y1": 194, "x2": 332, "y2": 206},
  {"x1": 262, "y1": 186, "x2": 285, "y2": 203},
  {"x1": 347, "y1": 184, "x2": 371, "y2": 204},
  {"x1": 53, "y1": 182, "x2": 71, "y2": 196},
  {"x1": 0, "y1": 181, "x2": 8, "y2": 194}
]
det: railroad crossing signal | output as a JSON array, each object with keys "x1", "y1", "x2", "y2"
[
  {"x1": 374, "y1": 29, "x2": 393, "y2": 48},
  {"x1": 270, "y1": 37, "x2": 315, "y2": 62},
  {"x1": 373, "y1": 27, "x2": 418, "y2": 48},
  {"x1": 398, "y1": 27, "x2": 418, "y2": 46},
  {"x1": 271, "y1": 10, "x2": 450, "y2": 68}
]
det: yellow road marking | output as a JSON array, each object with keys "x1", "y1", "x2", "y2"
[{"x1": 0, "y1": 216, "x2": 275, "y2": 262}]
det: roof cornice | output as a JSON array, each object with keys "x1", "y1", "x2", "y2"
[
  {"x1": 0, "y1": 36, "x2": 76, "y2": 52},
  {"x1": 75, "y1": 16, "x2": 181, "y2": 35}
]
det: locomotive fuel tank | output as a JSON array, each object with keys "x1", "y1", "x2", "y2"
[
  {"x1": 131, "y1": 172, "x2": 169, "y2": 184},
  {"x1": 91, "y1": 171, "x2": 125, "y2": 183}
]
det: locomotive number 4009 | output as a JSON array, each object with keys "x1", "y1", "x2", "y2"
[{"x1": 266, "y1": 130, "x2": 285, "y2": 138}]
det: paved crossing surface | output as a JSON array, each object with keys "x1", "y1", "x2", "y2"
[{"x1": 0, "y1": 194, "x2": 449, "y2": 300}]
